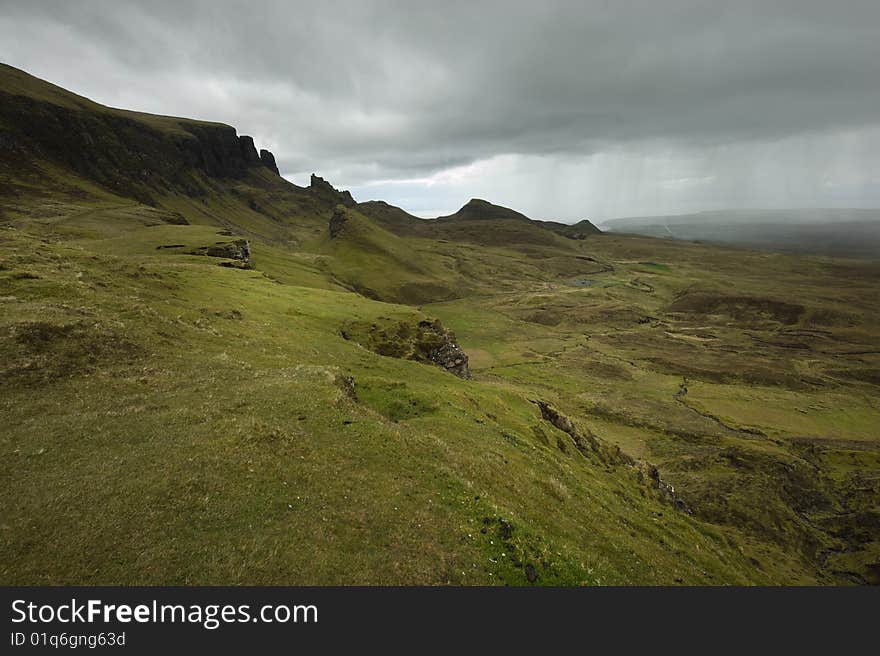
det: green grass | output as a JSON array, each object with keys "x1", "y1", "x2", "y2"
[
  {"x1": 5, "y1": 202, "x2": 877, "y2": 584},
  {"x1": 1, "y1": 224, "x2": 787, "y2": 584}
]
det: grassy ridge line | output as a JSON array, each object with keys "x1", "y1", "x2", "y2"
[{"x1": 0, "y1": 62, "x2": 229, "y2": 135}]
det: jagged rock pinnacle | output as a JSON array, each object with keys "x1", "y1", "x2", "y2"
[{"x1": 259, "y1": 149, "x2": 279, "y2": 175}]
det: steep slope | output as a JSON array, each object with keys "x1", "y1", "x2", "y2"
[
  {"x1": 0, "y1": 63, "x2": 362, "y2": 252},
  {"x1": 0, "y1": 63, "x2": 281, "y2": 202}
]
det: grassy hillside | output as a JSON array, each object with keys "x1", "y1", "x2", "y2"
[{"x1": 1, "y1": 64, "x2": 878, "y2": 585}]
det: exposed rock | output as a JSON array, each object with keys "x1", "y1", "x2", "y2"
[
  {"x1": 259, "y1": 149, "x2": 279, "y2": 175},
  {"x1": 177, "y1": 124, "x2": 256, "y2": 178},
  {"x1": 328, "y1": 205, "x2": 348, "y2": 238},
  {"x1": 532, "y1": 400, "x2": 691, "y2": 513},
  {"x1": 206, "y1": 240, "x2": 250, "y2": 261},
  {"x1": 310, "y1": 173, "x2": 356, "y2": 207},
  {"x1": 417, "y1": 320, "x2": 470, "y2": 378},
  {"x1": 187, "y1": 239, "x2": 252, "y2": 268},
  {"x1": 340, "y1": 317, "x2": 471, "y2": 379},
  {"x1": 533, "y1": 400, "x2": 602, "y2": 455},
  {"x1": 335, "y1": 373, "x2": 358, "y2": 402},
  {"x1": 238, "y1": 135, "x2": 261, "y2": 165},
  {"x1": 0, "y1": 87, "x2": 282, "y2": 202},
  {"x1": 160, "y1": 211, "x2": 189, "y2": 225},
  {"x1": 634, "y1": 461, "x2": 692, "y2": 513}
]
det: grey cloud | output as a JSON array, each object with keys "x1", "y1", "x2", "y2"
[{"x1": 1, "y1": 0, "x2": 879, "y2": 218}]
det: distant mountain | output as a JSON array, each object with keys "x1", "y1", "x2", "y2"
[
  {"x1": 436, "y1": 198, "x2": 531, "y2": 222},
  {"x1": 356, "y1": 197, "x2": 601, "y2": 247},
  {"x1": 532, "y1": 218, "x2": 602, "y2": 240},
  {"x1": 602, "y1": 209, "x2": 880, "y2": 258},
  {"x1": 433, "y1": 198, "x2": 601, "y2": 239}
]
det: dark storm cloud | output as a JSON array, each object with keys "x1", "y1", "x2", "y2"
[{"x1": 2, "y1": 0, "x2": 879, "y2": 218}]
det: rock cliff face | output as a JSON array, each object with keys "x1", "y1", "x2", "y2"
[
  {"x1": 259, "y1": 149, "x2": 279, "y2": 175},
  {"x1": 237, "y1": 135, "x2": 261, "y2": 165},
  {"x1": 0, "y1": 87, "x2": 280, "y2": 202}
]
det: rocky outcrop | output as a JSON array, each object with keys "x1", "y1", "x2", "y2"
[
  {"x1": 416, "y1": 320, "x2": 470, "y2": 378},
  {"x1": 238, "y1": 135, "x2": 261, "y2": 165},
  {"x1": 533, "y1": 400, "x2": 691, "y2": 513},
  {"x1": 340, "y1": 317, "x2": 470, "y2": 379},
  {"x1": 534, "y1": 400, "x2": 602, "y2": 455},
  {"x1": 187, "y1": 239, "x2": 252, "y2": 268},
  {"x1": 206, "y1": 239, "x2": 250, "y2": 261},
  {"x1": 310, "y1": 173, "x2": 356, "y2": 208},
  {"x1": 0, "y1": 85, "x2": 279, "y2": 202},
  {"x1": 259, "y1": 149, "x2": 279, "y2": 175},
  {"x1": 634, "y1": 462, "x2": 692, "y2": 514},
  {"x1": 328, "y1": 205, "x2": 349, "y2": 238}
]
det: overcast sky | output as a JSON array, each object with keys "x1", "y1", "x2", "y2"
[{"x1": 2, "y1": 0, "x2": 880, "y2": 222}]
